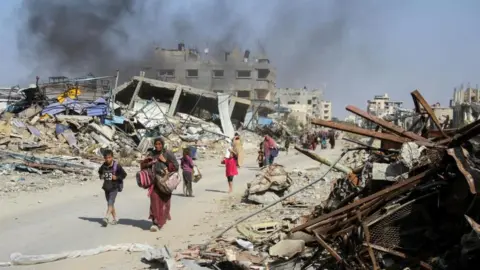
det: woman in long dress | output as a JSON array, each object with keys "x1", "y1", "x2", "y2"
[
  {"x1": 232, "y1": 132, "x2": 244, "y2": 167},
  {"x1": 146, "y1": 137, "x2": 179, "y2": 232}
]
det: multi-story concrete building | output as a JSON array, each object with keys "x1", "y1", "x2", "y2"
[
  {"x1": 276, "y1": 87, "x2": 324, "y2": 118},
  {"x1": 143, "y1": 44, "x2": 277, "y2": 106},
  {"x1": 450, "y1": 84, "x2": 480, "y2": 127},
  {"x1": 320, "y1": 101, "x2": 332, "y2": 121},
  {"x1": 367, "y1": 93, "x2": 403, "y2": 117}
]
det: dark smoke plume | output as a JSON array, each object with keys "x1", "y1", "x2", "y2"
[
  {"x1": 18, "y1": 0, "x2": 139, "y2": 77},
  {"x1": 17, "y1": 0, "x2": 381, "y2": 94}
]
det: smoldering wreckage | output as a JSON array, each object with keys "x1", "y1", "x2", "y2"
[{"x1": 1, "y1": 73, "x2": 480, "y2": 270}]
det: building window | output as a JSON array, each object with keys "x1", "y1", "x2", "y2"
[
  {"x1": 324, "y1": 110, "x2": 329, "y2": 114},
  {"x1": 307, "y1": 100, "x2": 312, "y2": 105},
  {"x1": 212, "y1": 70, "x2": 224, "y2": 78},
  {"x1": 213, "y1": 90, "x2": 224, "y2": 93},
  {"x1": 186, "y1": 69, "x2": 198, "y2": 77},
  {"x1": 237, "y1": 90, "x2": 250, "y2": 98},
  {"x1": 236, "y1": 70, "x2": 251, "y2": 78},
  {"x1": 257, "y1": 69, "x2": 270, "y2": 79},
  {"x1": 287, "y1": 101, "x2": 296, "y2": 105},
  {"x1": 324, "y1": 104, "x2": 330, "y2": 108},
  {"x1": 157, "y1": 69, "x2": 175, "y2": 78},
  {"x1": 324, "y1": 116, "x2": 329, "y2": 120}
]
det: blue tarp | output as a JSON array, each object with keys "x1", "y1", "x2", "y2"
[
  {"x1": 41, "y1": 97, "x2": 109, "y2": 117},
  {"x1": 258, "y1": 117, "x2": 273, "y2": 126},
  {"x1": 104, "y1": 116, "x2": 125, "y2": 126}
]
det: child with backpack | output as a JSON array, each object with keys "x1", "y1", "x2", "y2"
[
  {"x1": 98, "y1": 149, "x2": 127, "y2": 226},
  {"x1": 222, "y1": 149, "x2": 238, "y2": 193}
]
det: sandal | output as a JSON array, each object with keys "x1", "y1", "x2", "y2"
[
  {"x1": 102, "y1": 217, "x2": 109, "y2": 227},
  {"x1": 110, "y1": 219, "x2": 118, "y2": 225}
]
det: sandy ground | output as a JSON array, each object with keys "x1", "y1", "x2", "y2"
[{"x1": 0, "y1": 143, "x2": 344, "y2": 269}]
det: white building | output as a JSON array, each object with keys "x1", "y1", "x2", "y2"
[
  {"x1": 320, "y1": 101, "x2": 332, "y2": 121},
  {"x1": 367, "y1": 93, "x2": 403, "y2": 117},
  {"x1": 344, "y1": 114, "x2": 362, "y2": 126}
]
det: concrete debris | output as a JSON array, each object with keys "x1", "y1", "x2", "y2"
[
  {"x1": 268, "y1": 240, "x2": 305, "y2": 259},
  {"x1": 243, "y1": 164, "x2": 292, "y2": 204},
  {"x1": 179, "y1": 90, "x2": 480, "y2": 270},
  {"x1": 0, "y1": 74, "x2": 269, "y2": 197}
]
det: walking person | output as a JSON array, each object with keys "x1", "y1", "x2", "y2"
[
  {"x1": 284, "y1": 136, "x2": 291, "y2": 155},
  {"x1": 98, "y1": 149, "x2": 127, "y2": 227},
  {"x1": 181, "y1": 148, "x2": 194, "y2": 197},
  {"x1": 329, "y1": 130, "x2": 336, "y2": 149},
  {"x1": 222, "y1": 149, "x2": 238, "y2": 193},
  {"x1": 232, "y1": 132, "x2": 244, "y2": 168},
  {"x1": 263, "y1": 135, "x2": 278, "y2": 166},
  {"x1": 147, "y1": 137, "x2": 179, "y2": 232}
]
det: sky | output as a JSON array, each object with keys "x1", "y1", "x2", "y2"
[{"x1": 1, "y1": 0, "x2": 480, "y2": 118}]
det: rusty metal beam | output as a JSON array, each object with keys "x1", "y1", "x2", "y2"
[
  {"x1": 346, "y1": 105, "x2": 428, "y2": 142},
  {"x1": 447, "y1": 147, "x2": 480, "y2": 194},
  {"x1": 294, "y1": 146, "x2": 353, "y2": 174},
  {"x1": 311, "y1": 119, "x2": 409, "y2": 144},
  {"x1": 411, "y1": 90, "x2": 448, "y2": 138},
  {"x1": 313, "y1": 231, "x2": 343, "y2": 263},
  {"x1": 450, "y1": 120, "x2": 480, "y2": 147},
  {"x1": 357, "y1": 212, "x2": 379, "y2": 270},
  {"x1": 363, "y1": 243, "x2": 433, "y2": 270},
  {"x1": 292, "y1": 169, "x2": 432, "y2": 233}
]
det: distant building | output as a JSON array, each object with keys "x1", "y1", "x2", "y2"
[
  {"x1": 431, "y1": 102, "x2": 453, "y2": 129},
  {"x1": 276, "y1": 86, "x2": 326, "y2": 116},
  {"x1": 142, "y1": 44, "x2": 277, "y2": 116},
  {"x1": 451, "y1": 84, "x2": 480, "y2": 127},
  {"x1": 320, "y1": 101, "x2": 332, "y2": 121},
  {"x1": 275, "y1": 86, "x2": 332, "y2": 125},
  {"x1": 367, "y1": 93, "x2": 403, "y2": 117},
  {"x1": 344, "y1": 114, "x2": 362, "y2": 126}
]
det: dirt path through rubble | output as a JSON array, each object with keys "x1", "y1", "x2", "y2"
[{"x1": 0, "y1": 143, "x2": 344, "y2": 269}]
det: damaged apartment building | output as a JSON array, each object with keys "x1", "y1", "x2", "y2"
[
  {"x1": 276, "y1": 87, "x2": 331, "y2": 125},
  {"x1": 141, "y1": 44, "x2": 277, "y2": 119},
  {"x1": 451, "y1": 84, "x2": 480, "y2": 128}
]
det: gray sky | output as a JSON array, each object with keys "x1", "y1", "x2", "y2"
[{"x1": 1, "y1": 0, "x2": 480, "y2": 117}]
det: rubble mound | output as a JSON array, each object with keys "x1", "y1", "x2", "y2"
[{"x1": 243, "y1": 164, "x2": 292, "y2": 204}]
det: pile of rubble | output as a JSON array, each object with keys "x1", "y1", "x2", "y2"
[
  {"x1": 172, "y1": 90, "x2": 480, "y2": 270},
  {"x1": 0, "y1": 75, "x2": 266, "y2": 196},
  {"x1": 243, "y1": 164, "x2": 343, "y2": 206}
]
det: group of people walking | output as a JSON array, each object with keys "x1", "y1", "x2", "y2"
[
  {"x1": 98, "y1": 133, "x2": 247, "y2": 231},
  {"x1": 301, "y1": 130, "x2": 337, "y2": 151}
]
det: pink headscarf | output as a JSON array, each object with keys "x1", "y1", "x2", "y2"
[{"x1": 264, "y1": 135, "x2": 276, "y2": 149}]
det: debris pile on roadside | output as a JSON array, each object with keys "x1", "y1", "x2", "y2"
[
  {"x1": 0, "y1": 74, "x2": 266, "y2": 196},
  {"x1": 175, "y1": 90, "x2": 480, "y2": 270}
]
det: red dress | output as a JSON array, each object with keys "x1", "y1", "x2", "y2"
[{"x1": 148, "y1": 150, "x2": 178, "y2": 228}]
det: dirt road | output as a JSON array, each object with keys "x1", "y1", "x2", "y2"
[{"x1": 0, "y1": 144, "x2": 344, "y2": 269}]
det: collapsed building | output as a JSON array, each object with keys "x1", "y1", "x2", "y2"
[{"x1": 175, "y1": 90, "x2": 480, "y2": 270}]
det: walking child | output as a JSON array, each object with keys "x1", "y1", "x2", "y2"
[
  {"x1": 222, "y1": 149, "x2": 238, "y2": 193},
  {"x1": 181, "y1": 148, "x2": 195, "y2": 197},
  {"x1": 98, "y1": 149, "x2": 127, "y2": 226}
]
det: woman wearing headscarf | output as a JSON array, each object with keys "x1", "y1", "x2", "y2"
[
  {"x1": 263, "y1": 135, "x2": 278, "y2": 166},
  {"x1": 232, "y1": 132, "x2": 244, "y2": 168},
  {"x1": 146, "y1": 137, "x2": 179, "y2": 232}
]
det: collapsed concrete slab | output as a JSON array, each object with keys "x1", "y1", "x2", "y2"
[{"x1": 113, "y1": 76, "x2": 252, "y2": 124}]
